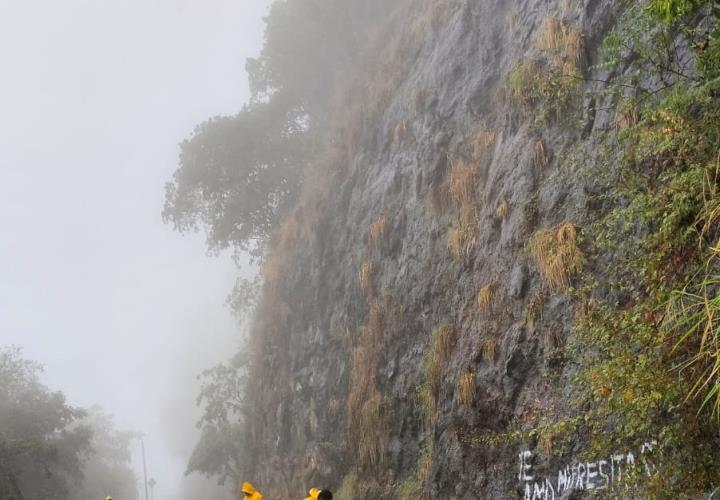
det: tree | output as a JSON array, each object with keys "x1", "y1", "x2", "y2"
[
  {"x1": 186, "y1": 358, "x2": 247, "y2": 486},
  {"x1": 0, "y1": 347, "x2": 91, "y2": 500},
  {"x1": 246, "y1": 0, "x2": 400, "y2": 116},
  {"x1": 163, "y1": 95, "x2": 310, "y2": 261},
  {"x1": 66, "y1": 407, "x2": 139, "y2": 500}
]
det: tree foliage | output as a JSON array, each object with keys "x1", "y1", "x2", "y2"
[
  {"x1": 0, "y1": 347, "x2": 90, "y2": 500},
  {"x1": 648, "y1": 0, "x2": 711, "y2": 21},
  {"x1": 163, "y1": 97, "x2": 310, "y2": 260},
  {"x1": 186, "y1": 358, "x2": 247, "y2": 485},
  {"x1": 0, "y1": 348, "x2": 138, "y2": 500},
  {"x1": 561, "y1": 3, "x2": 720, "y2": 494},
  {"x1": 67, "y1": 407, "x2": 139, "y2": 500},
  {"x1": 164, "y1": 0, "x2": 400, "y2": 262},
  {"x1": 246, "y1": 0, "x2": 397, "y2": 114}
]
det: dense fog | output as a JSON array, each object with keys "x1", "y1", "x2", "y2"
[{"x1": 0, "y1": 1, "x2": 269, "y2": 498}]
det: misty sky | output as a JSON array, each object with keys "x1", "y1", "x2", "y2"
[{"x1": 0, "y1": 1, "x2": 270, "y2": 498}]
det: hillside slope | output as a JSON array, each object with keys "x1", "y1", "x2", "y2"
[{"x1": 233, "y1": 0, "x2": 720, "y2": 497}]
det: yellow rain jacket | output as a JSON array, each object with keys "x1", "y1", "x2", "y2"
[
  {"x1": 241, "y1": 481, "x2": 264, "y2": 500},
  {"x1": 303, "y1": 488, "x2": 321, "y2": 500}
]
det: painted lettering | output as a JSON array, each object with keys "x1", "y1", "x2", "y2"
[
  {"x1": 597, "y1": 460, "x2": 609, "y2": 489},
  {"x1": 519, "y1": 450, "x2": 534, "y2": 481},
  {"x1": 586, "y1": 462, "x2": 597, "y2": 489},
  {"x1": 517, "y1": 440, "x2": 658, "y2": 495}
]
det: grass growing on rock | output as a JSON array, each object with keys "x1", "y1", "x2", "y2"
[
  {"x1": 481, "y1": 337, "x2": 497, "y2": 362},
  {"x1": 477, "y1": 282, "x2": 495, "y2": 311},
  {"x1": 457, "y1": 370, "x2": 476, "y2": 406},
  {"x1": 368, "y1": 216, "x2": 387, "y2": 250},
  {"x1": 528, "y1": 222, "x2": 582, "y2": 290},
  {"x1": 358, "y1": 258, "x2": 375, "y2": 294},
  {"x1": 420, "y1": 324, "x2": 458, "y2": 424}
]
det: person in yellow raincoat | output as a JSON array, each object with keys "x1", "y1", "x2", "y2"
[
  {"x1": 241, "y1": 481, "x2": 264, "y2": 500},
  {"x1": 303, "y1": 487, "x2": 321, "y2": 500},
  {"x1": 304, "y1": 488, "x2": 333, "y2": 499}
]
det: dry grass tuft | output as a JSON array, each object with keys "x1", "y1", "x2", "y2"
[
  {"x1": 477, "y1": 282, "x2": 495, "y2": 311},
  {"x1": 446, "y1": 223, "x2": 476, "y2": 261},
  {"x1": 507, "y1": 12, "x2": 519, "y2": 32},
  {"x1": 528, "y1": 222, "x2": 583, "y2": 290},
  {"x1": 409, "y1": 88, "x2": 428, "y2": 112},
  {"x1": 544, "y1": 329, "x2": 560, "y2": 351},
  {"x1": 496, "y1": 198, "x2": 510, "y2": 220},
  {"x1": 532, "y1": 139, "x2": 549, "y2": 171},
  {"x1": 328, "y1": 398, "x2": 341, "y2": 413},
  {"x1": 574, "y1": 296, "x2": 597, "y2": 325},
  {"x1": 527, "y1": 291, "x2": 545, "y2": 327},
  {"x1": 537, "y1": 17, "x2": 585, "y2": 69},
  {"x1": 368, "y1": 216, "x2": 387, "y2": 250},
  {"x1": 358, "y1": 391, "x2": 386, "y2": 467},
  {"x1": 263, "y1": 160, "x2": 338, "y2": 289},
  {"x1": 348, "y1": 342, "x2": 377, "y2": 434},
  {"x1": 425, "y1": 324, "x2": 458, "y2": 404},
  {"x1": 472, "y1": 129, "x2": 497, "y2": 163},
  {"x1": 367, "y1": 296, "x2": 393, "y2": 340},
  {"x1": 539, "y1": 431, "x2": 554, "y2": 456},
  {"x1": 358, "y1": 258, "x2": 375, "y2": 293},
  {"x1": 493, "y1": 87, "x2": 507, "y2": 111},
  {"x1": 447, "y1": 158, "x2": 478, "y2": 207},
  {"x1": 347, "y1": 295, "x2": 400, "y2": 469},
  {"x1": 482, "y1": 337, "x2": 497, "y2": 362},
  {"x1": 446, "y1": 204, "x2": 477, "y2": 261},
  {"x1": 538, "y1": 17, "x2": 565, "y2": 53},
  {"x1": 615, "y1": 102, "x2": 640, "y2": 132},
  {"x1": 457, "y1": 370, "x2": 476, "y2": 406},
  {"x1": 417, "y1": 445, "x2": 433, "y2": 492},
  {"x1": 446, "y1": 227, "x2": 465, "y2": 260},
  {"x1": 428, "y1": 182, "x2": 451, "y2": 216},
  {"x1": 393, "y1": 119, "x2": 408, "y2": 144},
  {"x1": 564, "y1": 28, "x2": 585, "y2": 69}
]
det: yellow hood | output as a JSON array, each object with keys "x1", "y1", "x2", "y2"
[
  {"x1": 303, "y1": 488, "x2": 321, "y2": 500},
  {"x1": 241, "y1": 482, "x2": 264, "y2": 500}
]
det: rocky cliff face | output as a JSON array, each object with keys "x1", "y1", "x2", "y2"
[{"x1": 241, "y1": 0, "x2": 715, "y2": 498}]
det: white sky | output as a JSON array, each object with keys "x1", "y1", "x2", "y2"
[{"x1": 0, "y1": 1, "x2": 270, "y2": 498}]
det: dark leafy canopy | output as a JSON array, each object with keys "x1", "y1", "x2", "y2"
[
  {"x1": 0, "y1": 347, "x2": 90, "y2": 500},
  {"x1": 164, "y1": 0, "x2": 400, "y2": 261},
  {"x1": 163, "y1": 96, "x2": 310, "y2": 260}
]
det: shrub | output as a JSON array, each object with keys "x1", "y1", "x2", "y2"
[{"x1": 506, "y1": 59, "x2": 543, "y2": 110}]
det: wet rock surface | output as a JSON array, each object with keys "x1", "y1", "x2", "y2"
[{"x1": 245, "y1": 0, "x2": 654, "y2": 497}]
